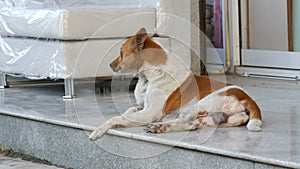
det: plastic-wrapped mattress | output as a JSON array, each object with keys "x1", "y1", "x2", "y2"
[
  {"x1": 0, "y1": 1, "x2": 156, "y2": 39},
  {"x1": 0, "y1": 37, "x2": 170, "y2": 79},
  {"x1": 0, "y1": 0, "x2": 191, "y2": 80},
  {"x1": 0, "y1": 0, "x2": 158, "y2": 79}
]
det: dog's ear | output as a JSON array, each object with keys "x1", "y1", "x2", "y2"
[{"x1": 131, "y1": 28, "x2": 148, "y2": 53}]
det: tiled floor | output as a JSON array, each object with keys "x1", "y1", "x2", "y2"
[{"x1": 0, "y1": 76, "x2": 299, "y2": 168}]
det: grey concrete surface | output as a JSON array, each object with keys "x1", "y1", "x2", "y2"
[{"x1": 0, "y1": 156, "x2": 63, "y2": 169}]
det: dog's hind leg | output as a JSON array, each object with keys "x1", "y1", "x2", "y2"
[
  {"x1": 145, "y1": 110, "x2": 249, "y2": 133},
  {"x1": 218, "y1": 86, "x2": 262, "y2": 131},
  {"x1": 145, "y1": 111, "x2": 210, "y2": 133},
  {"x1": 145, "y1": 87, "x2": 252, "y2": 134}
]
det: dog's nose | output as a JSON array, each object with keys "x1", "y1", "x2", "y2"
[{"x1": 110, "y1": 63, "x2": 118, "y2": 72}]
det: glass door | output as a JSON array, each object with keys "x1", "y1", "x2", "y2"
[
  {"x1": 204, "y1": 0, "x2": 227, "y2": 73},
  {"x1": 237, "y1": 0, "x2": 300, "y2": 80}
]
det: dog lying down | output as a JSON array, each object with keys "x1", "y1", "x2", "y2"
[{"x1": 89, "y1": 28, "x2": 262, "y2": 141}]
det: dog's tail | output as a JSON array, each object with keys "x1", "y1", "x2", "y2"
[{"x1": 245, "y1": 99, "x2": 263, "y2": 131}]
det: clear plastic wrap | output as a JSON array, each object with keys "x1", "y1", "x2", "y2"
[
  {"x1": 0, "y1": 0, "x2": 157, "y2": 79},
  {"x1": 0, "y1": 0, "x2": 157, "y2": 39},
  {"x1": 0, "y1": 0, "x2": 157, "y2": 9},
  {"x1": 0, "y1": 0, "x2": 192, "y2": 80}
]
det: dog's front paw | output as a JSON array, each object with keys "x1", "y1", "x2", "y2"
[
  {"x1": 144, "y1": 124, "x2": 163, "y2": 133},
  {"x1": 89, "y1": 128, "x2": 106, "y2": 141}
]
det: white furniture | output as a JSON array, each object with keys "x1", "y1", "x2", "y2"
[{"x1": 0, "y1": 0, "x2": 191, "y2": 98}]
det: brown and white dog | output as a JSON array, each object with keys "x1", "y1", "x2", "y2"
[{"x1": 89, "y1": 28, "x2": 262, "y2": 141}]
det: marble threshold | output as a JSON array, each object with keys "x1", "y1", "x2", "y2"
[{"x1": 0, "y1": 76, "x2": 299, "y2": 168}]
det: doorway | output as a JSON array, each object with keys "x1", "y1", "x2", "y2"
[
  {"x1": 237, "y1": 0, "x2": 300, "y2": 80},
  {"x1": 201, "y1": 0, "x2": 228, "y2": 74}
]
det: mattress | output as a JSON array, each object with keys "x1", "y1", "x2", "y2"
[
  {"x1": 0, "y1": 37, "x2": 170, "y2": 79},
  {"x1": 0, "y1": 0, "x2": 157, "y2": 9},
  {"x1": 0, "y1": 7, "x2": 156, "y2": 40},
  {"x1": 0, "y1": 0, "x2": 192, "y2": 80}
]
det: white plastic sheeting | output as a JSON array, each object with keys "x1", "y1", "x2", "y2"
[
  {"x1": 0, "y1": 0, "x2": 191, "y2": 79},
  {"x1": 0, "y1": 0, "x2": 157, "y2": 39}
]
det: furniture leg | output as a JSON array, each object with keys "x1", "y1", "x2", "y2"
[
  {"x1": 63, "y1": 78, "x2": 76, "y2": 99},
  {"x1": 0, "y1": 74, "x2": 9, "y2": 89}
]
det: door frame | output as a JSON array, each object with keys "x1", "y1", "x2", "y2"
[{"x1": 204, "y1": 0, "x2": 238, "y2": 74}]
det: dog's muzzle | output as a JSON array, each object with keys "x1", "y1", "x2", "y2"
[{"x1": 110, "y1": 62, "x2": 120, "y2": 72}]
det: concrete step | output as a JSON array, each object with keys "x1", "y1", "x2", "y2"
[
  {"x1": 0, "y1": 156, "x2": 63, "y2": 169},
  {"x1": 1, "y1": 113, "x2": 293, "y2": 169}
]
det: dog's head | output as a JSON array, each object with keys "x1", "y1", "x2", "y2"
[{"x1": 110, "y1": 28, "x2": 167, "y2": 73}]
